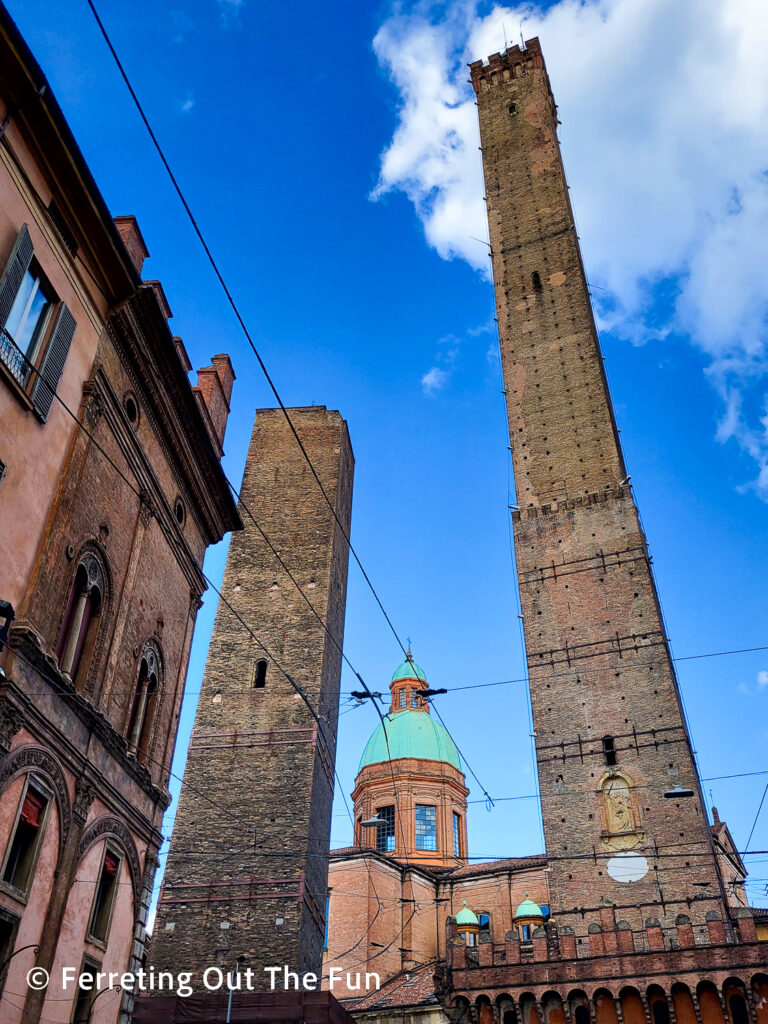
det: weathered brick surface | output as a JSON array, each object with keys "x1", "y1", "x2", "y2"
[
  {"x1": 150, "y1": 407, "x2": 354, "y2": 983},
  {"x1": 472, "y1": 40, "x2": 725, "y2": 940}
]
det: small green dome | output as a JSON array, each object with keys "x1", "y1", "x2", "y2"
[
  {"x1": 359, "y1": 710, "x2": 461, "y2": 772},
  {"x1": 514, "y1": 893, "x2": 544, "y2": 920},
  {"x1": 391, "y1": 659, "x2": 426, "y2": 682},
  {"x1": 456, "y1": 901, "x2": 479, "y2": 926}
]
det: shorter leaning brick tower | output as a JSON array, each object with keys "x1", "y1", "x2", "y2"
[{"x1": 149, "y1": 406, "x2": 354, "y2": 983}]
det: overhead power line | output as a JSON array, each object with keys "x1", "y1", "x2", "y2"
[
  {"x1": 78, "y1": 0, "x2": 499, "y2": 815},
  {"x1": 85, "y1": 0, "x2": 407, "y2": 661}
]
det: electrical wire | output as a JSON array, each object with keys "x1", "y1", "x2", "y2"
[{"x1": 84, "y1": 0, "x2": 408, "y2": 661}]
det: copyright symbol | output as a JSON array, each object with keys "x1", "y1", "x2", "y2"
[{"x1": 27, "y1": 967, "x2": 49, "y2": 990}]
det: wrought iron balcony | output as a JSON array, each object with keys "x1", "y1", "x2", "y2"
[{"x1": 0, "y1": 326, "x2": 28, "y2": 386}]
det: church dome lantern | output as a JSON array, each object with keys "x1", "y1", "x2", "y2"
[{"x1": 352, "y1": 653, "x2": 469, "y2": 869}]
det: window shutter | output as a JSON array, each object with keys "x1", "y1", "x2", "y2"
[
  {"x1": 0, "y1": 223, "x2": 34, "y2": 327},
  {"x1": 30, "y1": 303, "x2": 76, "y2": 422}
]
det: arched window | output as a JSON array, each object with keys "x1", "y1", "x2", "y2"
[
  {"x1": 651, "y1": 1000, "x2": 670, "y2": 1024},
  {"x1": 602, "y1": 735, "x2": 617, "y2": 766},
  {"x1": 728, "y1": 994, "x2": 749, "y2": 1024},
  {"x1": 55, "y1": 553, "x2": 104, "y2": 684},
  {"x1": 574, "y1": 1007, "x2": 590, "y2": 1024},
  {"x1": 127, "y1": 644, "x2": 161, "y2": 765},
  {"x1": 254, "y1": 659, "x2": 267, "y2": 689}
]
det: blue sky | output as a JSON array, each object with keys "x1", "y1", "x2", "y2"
[{"x1": 9, "y1": 0, "x2": 767, "y2": 909}]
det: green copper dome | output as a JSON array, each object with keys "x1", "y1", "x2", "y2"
[
  {"x1": 514, "y1": 893, "x2": 544, "y2": 920},
  {"x1": 359, "y1": 710, "x2": 461, "y2": 772},
  {"x1": 456, "y1": 901, "x2": 479, "y2": 926},
  {"x1": 391, "y1": 659, "x2": 426, "y2": 682}
]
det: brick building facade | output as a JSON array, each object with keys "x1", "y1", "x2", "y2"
[
  {"x1": 0, "y1": 5, "x2": 240, "y2": 1022},
  {"x1": 322, "y1": 35, "x2": 766, "y2": 1024},
  {"x1": 147, "y1": 407, "x2": 354, "y2": 992}
]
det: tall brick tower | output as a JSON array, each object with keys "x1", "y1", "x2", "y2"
[
  {"x1": 471, "y1": 42, "x2": 728, "y2": 939},
  {"x1": 150, "y1": 406, "x2": 354, "y2": 980}
]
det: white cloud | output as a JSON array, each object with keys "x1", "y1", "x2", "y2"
[
  {"x1": 372, "y1": 0, "x2": 768, "y2": 496},
  {"x1": 758, "y1": 670, "x2": 768, "y2": 688},
  {"x1": 422, "y1": 366, "x2": 449, "y2": 394},
  {"x1": 179, "y1": 95, "x2": 195, "y2": 114},
  {"x1": 217, "y1": 0, "x2": 245, "y2": 24}
]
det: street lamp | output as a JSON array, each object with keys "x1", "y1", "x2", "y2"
[{"x1": 0, "y1": 943, "x2": 39, "y2": 982}]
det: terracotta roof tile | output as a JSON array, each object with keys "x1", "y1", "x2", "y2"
[{"x1": 346, "y1": 963, "x2": 440, "y2": 1012}]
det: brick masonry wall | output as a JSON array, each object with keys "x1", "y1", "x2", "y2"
[
  {"x1": 472, "y1": 41, "x2": 726, "y2": 939},
  {"x1": 150, "y1": 407, "x2": 353, "y2": 983}
]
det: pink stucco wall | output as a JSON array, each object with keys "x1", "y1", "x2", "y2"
[
  {"x1": 44, "y1": 840, "x2": 135, "y2": 1024},
  {"x1": 0, "y1": 768, "x2": 62, "y2": 1024},
  {"x1": 0, "y1": 112, "x2": 109, "y2": 614}
]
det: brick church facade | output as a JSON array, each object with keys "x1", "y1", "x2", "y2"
[{"x1": 323, "y1": 35, "x2": 767, "y2": 1024}]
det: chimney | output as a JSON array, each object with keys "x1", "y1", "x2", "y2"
[
  {"x1": 114, "y1": 215, "x2": 149, "y2": 275},
  {"x1": 193, "y1": 354, "x2": 235, "y2": 457}
]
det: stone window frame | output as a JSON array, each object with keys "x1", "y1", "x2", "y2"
[
  {"x1": 85, "y1": 841, "x2": 124, "y2": 948},
  {"x1": 0, "y1": 772, "x2": 54, "y2": 901},
  {"x1": 54, "y1": 544, "x2": 112, "y2": 694},
  {"x1": 126, "y1": 639, "x2": 164, "y2": 767}
]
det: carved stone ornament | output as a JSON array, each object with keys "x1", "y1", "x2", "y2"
[
  {"x1": 80, "y1": 552, "x2": 104, "y2": 593},
  {"x1": 0, "y1": 702, "x2": 24, "y2": 753},
  {"x1": 78, "y1": 814, "x2": 142, "y2": 900},
  {"x1": 599, "y1": 771, "x2": 645, "y2": 852},
  {"x1": 0, "y1": 745, "x2": 72, "y2": 862},
  {"x1": 84, "y1": 390, "x2": 104, "y2": 428},
  {"x1": 138, "y1": 492, "x2": 155, "y2": 528},
  {"x1": 73, "y1": 774, "x2": 97, "y2": 826}
]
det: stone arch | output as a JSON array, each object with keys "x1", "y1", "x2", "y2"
[
  {"x1": 476, "y1": 996, "x2": 495, "y2": 1024},
  {"x1": 671, "y1": 983, "x2": 697, "y2": 1024},
  {"x1": 126, "y1": 636, "x2": 165, "y2": 768},
  {"x1": 0, "y1": 744, "x2": 71, "y2": 864},
  {"x1": 55, "y1": 541, "x2": 113, "y2": 694},
  {"x1": 647, "y1": 985, "x2": 670, "y2": 1024},
  {"x1": 568, "y1": 991, "x2": 591, "y2": 1024},
  {"x1": 542, "y1": 991, "x2": 567, "y2": 1024},
  {"x1": 697, "y1": 982, "x2": 726, "y2": 1024},
  {"x1": 520, "y1": 993, "x2": 543, "y2": 1024},
  {"x1": 594, "y1": 989, "x2": 619, "y2": 1024},
  {"x1": 751, "y1": 975, "x2": 768, "y2": 1024},
  {"x1": 77, "y1": 814, "x2": 141, "y2": 911},
  {"x1": 498, "y1": 996, "x2": 518, "y2": 1024},
  {"x1": 620, "y1": 987, "x2": 648, "y2": 1024},
  {"x1": 723, "y1": 980, "x2": 750, "y2": 1024}
]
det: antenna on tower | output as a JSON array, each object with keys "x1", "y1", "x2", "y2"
[
  {"x1": 502, "y1": 22, "x2": 508, "y2": 52},
  {"x1": 520, "y1": 22, "x2": 525, "y2": 50}
]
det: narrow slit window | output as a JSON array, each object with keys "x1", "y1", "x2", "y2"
[
  {"x1": 254, "y1": 659, "x2": 267, "y2": 689},
  {"x1": 532, "y1": 271, "x2": 542, "y2": 292},
  {"x1": 399, "y1": 689, "x2": 406, "y2": 708},
  {"x1": 453, "y1": 812, "x2": 462, "y2": 857},
  {"x1": 602, "y1": 735, "x2": 617, "y2": 766}
]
